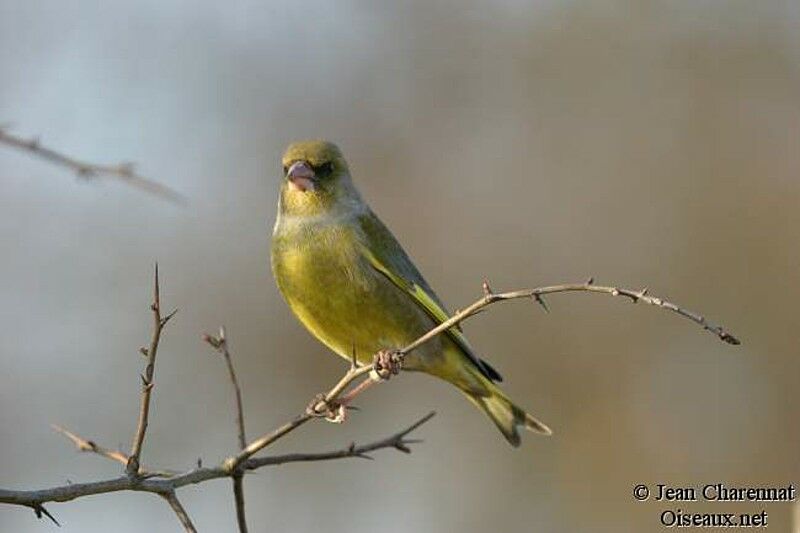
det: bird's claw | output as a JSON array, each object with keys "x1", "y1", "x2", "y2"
[
  {"x1": 371, "y1": 349, "x2": 403, "y2": 381},
  {"x1": 305, "y1": 394, "x2": 347, "y2": 423}
]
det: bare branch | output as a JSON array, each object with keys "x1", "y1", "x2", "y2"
[
  {"x1": 203, "y1": 326, "x2": 249, "y2": 532},
  {"x1": 231, "y1": 475, "x2": 248, "y2": 533},
  {"x1": 0, "y1": 126, "x2": 186, "y2": 204},
  {"x1": 51, "y1": 424, "x2": 177, "y2": 479},
  {"x1": 127, "y1": 264, "x2": 176, "y2": 476},
  {"x1": 52, "y1": 424, "x2": 129, "y2": 467},
  {"x1": 161, "y1": 491, "x2": 197, "y2": 533},
  {"x1": 401, "y1": 279, "x2": 741, "y2": 356},
  {"x1": 203, "y1": 327, "x2": 247, "y2": 449},
  {"x1": 0, "y1": 412, "x2": 435, "y2": 507}
]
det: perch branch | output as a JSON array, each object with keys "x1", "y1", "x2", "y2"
[
  {"x1": 0, "y1": 275, "x2": 736, "y2": 529},
  {"x1": 224, "y1": 277, "x2": 738, "y2": 472},
  {"x1": 0, "y1": 126, "x2": 185, "y2": 204}
]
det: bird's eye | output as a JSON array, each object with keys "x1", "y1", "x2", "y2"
[
  {"x1": 282, "y1": 164, "x2": 289, "y2": 175},
  {"x1": 317, "y1": 162, "x2": 333, "y2": 177}
]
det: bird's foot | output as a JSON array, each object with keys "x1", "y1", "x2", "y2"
[
  {"x1": 371, "y1": 349, "x2": 403, "y2": 381},
  {"x1": 305, "y1": 394, "x2": 347, "y2": 423}
]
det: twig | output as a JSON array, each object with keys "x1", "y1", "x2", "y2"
[
  {"x1": 0, "y1": 126, "x2": 186, "y2": 204},
  {"x1": 51, "y1": 424, "x2": 177, "y2": 478},
  {"x1": 402, "y1": 279, "x2": 740, "y2": 355},
  {"x1": 127, "y1": 264, "x2": 177, "y2": 476},
  {"x1": 231, "y1": 475, "x2": 248, "y2": 533},
  {"x1": 203, "y1": 327, "x2": 249, "y2": 533},
  {"x1": 52, "y1": 424, "x2": 129, "y2": 467},
  {"x1": 0, "y1": 412, "x2": 435, "y2": 506},
  {"x1": 161, "y1": 491, "x2": 197, "y2": 533},
  {"x1": 203, "y1": 327, "x2": 247, "y2": 449}
]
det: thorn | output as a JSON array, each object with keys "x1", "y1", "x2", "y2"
[
  {"x1": 140, "y1": 374, "x2": 153, "y2": 391},
  {"x1": 139, "y1": 347, "x2": 149, "y2": 357},
  {"x1": 533, "y1": 294, "x2": 550, "y2": 313},
  {"x1": 394, "y1": 441, "x2": 412, "y2": 453},
  {"x1": 197, "y1": 457, "x2": 203, "y2": 468},
  {"x1": 482, "y1": 279, "x2": 493, "y2": 296},
  {"x1": 161, "y1": 308, "x2": 178, "y2": 326},
  {"x1": 632, "y1": 287, "x2": 649, "y2": 302},
  {"x1": 586, "y1": 277, "x2": 595, "y2": 285},
  {"x1": 33, "y1": 504, "x2": 60, "y2": 526},
  {"x1": 347, "y1": 442, "x2": 356, "y2": 454},
  {"x1": 357, "y1": 453, "x2": 374, "y2": 461},
  {"x1": 202, "y1": 333, "x2": 222, "y2": 349},
  {"x1": 153, "y1": 262, "x2": 160, "y2": 310},
  {"x1": 721, "y1": 332, "x2": 741, "y2": 345}
]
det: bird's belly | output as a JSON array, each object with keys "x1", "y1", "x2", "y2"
[{"x1": 272, "y1": 238, "x2": 438, "y2": 367}]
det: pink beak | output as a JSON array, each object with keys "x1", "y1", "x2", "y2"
[{"x1": 286, "y1": 161, "x2": 316, "y2": 192}]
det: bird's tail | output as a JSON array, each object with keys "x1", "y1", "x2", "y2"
[
  {"x1": 454, "y1": 364, "x2": 552, "y2": 447},
  {"x1": 463, "y1": 386, "x2": 552, "y2": 447}
]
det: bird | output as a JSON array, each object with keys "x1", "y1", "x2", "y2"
[{"x1": 270, "y1": 140, "x2": 551, "y2": 446}]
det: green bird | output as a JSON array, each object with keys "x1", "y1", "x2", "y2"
[{"x1": 270, "y1": 140, "x2": 551, "y2": 446}]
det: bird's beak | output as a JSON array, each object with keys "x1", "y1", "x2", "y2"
[{"x1": 286, "y1": 161, "x2": 317, "y2": 192}]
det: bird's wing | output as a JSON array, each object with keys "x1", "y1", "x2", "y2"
[{"x1": 357, "y1": 211, "x2": 502, "y2": 382}]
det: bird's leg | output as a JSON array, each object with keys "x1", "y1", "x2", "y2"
[
  {"x1": 332, "y1": 349, "x2": 404, "y2": 412},
  {"x1": 336, "y1": 376, "x2": 378, "y2": 407},
  {"x1": 308, "y1": 349, "x2": 404, "y2": 424}
]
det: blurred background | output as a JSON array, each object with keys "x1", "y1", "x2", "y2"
[{"x1": 1, "y1": 1, "x2": 798, "y2": 531}]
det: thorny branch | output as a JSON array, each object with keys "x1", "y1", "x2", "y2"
[
  {"x1": 0, "y1": 276, "x2": 737, "y2": 530},
  {"x1": 0, "y1": 126, "x2": 186, "y2": 204},
  {"x1": 127, "y1": 264, "x2": 177, "y2": 477}
]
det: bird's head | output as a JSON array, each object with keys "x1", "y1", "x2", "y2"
[{"x1": 279, "y1": 140, "x2": 361, "y2": 217}]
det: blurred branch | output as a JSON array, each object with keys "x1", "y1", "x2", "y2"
[
  {"x1": 0, "y1": 126, "x2": 186, "y2": 204},
  {"x1": 0, "y1": 273, "x2": 737, "y2": 529}
]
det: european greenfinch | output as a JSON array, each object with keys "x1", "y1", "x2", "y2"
[{"x1": 270, "y1": 140, "x2": 551, "y2": 446}]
